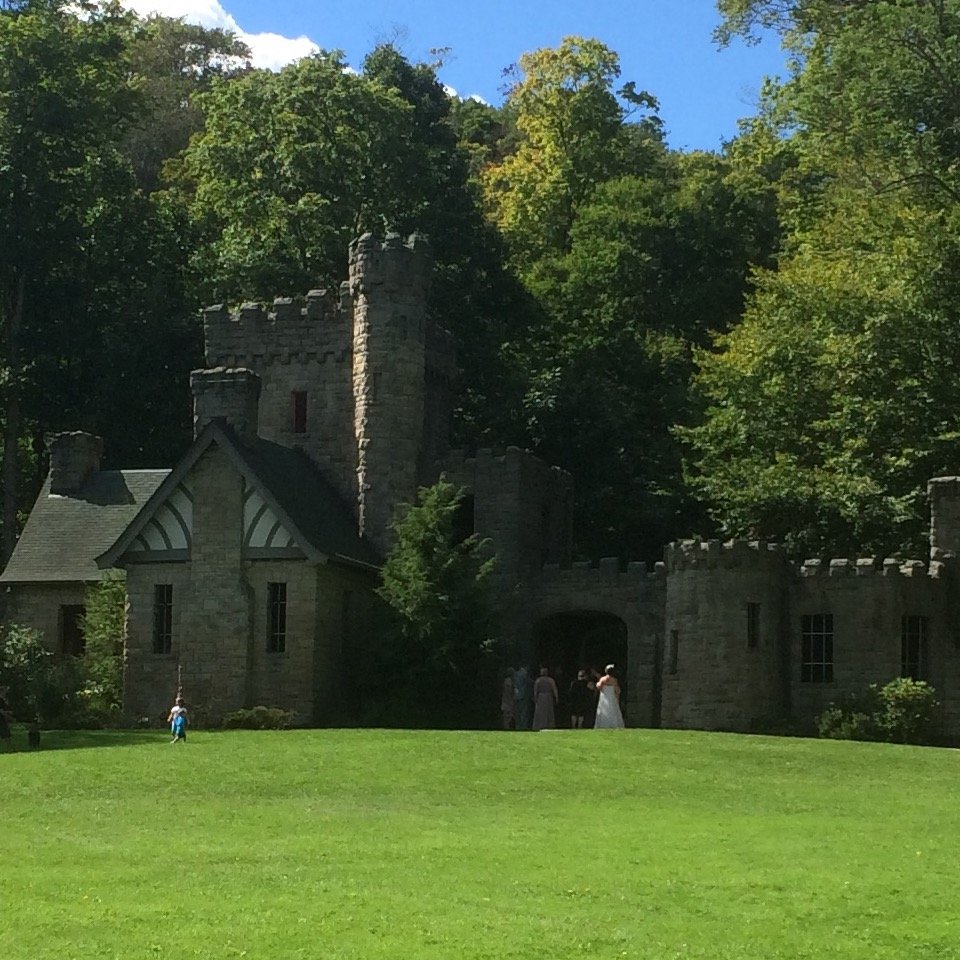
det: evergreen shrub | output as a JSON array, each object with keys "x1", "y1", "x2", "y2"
[
  {"x1": 222, "y1": 706, "x2": 297, "y2": 730},
  {"x1": 818, "y1": 678, "x2": 939, "y2": 745}
]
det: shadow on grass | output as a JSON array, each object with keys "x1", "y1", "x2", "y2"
[{"x1": 1, "y1": 725, "x2": 169, "y2": 754}]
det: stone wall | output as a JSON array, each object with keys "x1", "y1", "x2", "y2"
[
  {"x1": 244, "y1": 561, "x2": 376, "y2": 723},
  {"x1": 439, "y1": 446, "x2": 574, "y2": 590},
  {"x1": 4, "y1": 582, "x2": 88, "y2": 653},
  {"x1": 662, "y1": 540, "x2": 789, "y2": 732},
  {"x1": 202, "y1": 290, "x2": 357, "y2": 514},
  {"x1": 789, "y1": 557, "x2": 954, "y2": 732},
  {"x1": 124, "y1": 561, "x2": 189, "y2": 721},
  {"x1": 244, "y1": 560, "x2": 319, "y2": 722},
  {"x1": 174, "y1": 444, "x2": 252, "y2": 718},
  {"x1": 123, "y1": 446, "x2": 258, "y2": 722}
]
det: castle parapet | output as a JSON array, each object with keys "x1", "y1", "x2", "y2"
[
  {"x1": 664, "y1": 538, "x2": 786, "y2": 573},
  {"x1": 202, "y1": 290, "x2": 348, "y2": 367},
  {"x1": 441, "y1": 446, "x2": 573, "y2": 486},
  {"x1": 538, "y1": 557, "x2": 665, "y2": 584},
  {"x1": 800, "y1": 556, "x2": 938, "y2": 578},
  {"x1": 349, "y1": 232, "x2": 431, "y2": 298}
]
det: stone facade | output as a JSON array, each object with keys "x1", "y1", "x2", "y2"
[
  {"x1": 10, "y1": 231, "x2": 960, "y2": 737},
  {"x1": 4, "y1": 582, "x2": 88, "y2": 654}
]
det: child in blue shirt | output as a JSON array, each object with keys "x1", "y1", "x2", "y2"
[{"x1": 167, "y1": 697, "x2": 188, "y2": 743}]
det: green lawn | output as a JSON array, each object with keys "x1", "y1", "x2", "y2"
[{"x1": 1, "y1": 728, "x2": 958, "y2": 959}]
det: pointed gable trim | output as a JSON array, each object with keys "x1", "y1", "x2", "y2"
[
  {"x1": 128, "y1": 484, "x2": 192, "y2": 553},
  {"x1": 97, "y1": 421, "x2": 328, "y2": 570}
]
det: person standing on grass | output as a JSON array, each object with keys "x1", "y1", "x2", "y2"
[
  {"x1": 513, "y1": 665, "x2": 532, "y2": 730},
  {"x1": 594, "y1": 664, "x2": 625, "y2": 729},
  {"x1": 532, "y1": 666, "x2": 559, "y2": 731},
  {"x1": 500, "y1": 668, "x2": 516, "y2": 730},
  {"x1": 568, "y1": 669, "x2": 592, "y2": 729},
  {"x1": 167, "y1": 696, "x2": 188, "y2": 743}
]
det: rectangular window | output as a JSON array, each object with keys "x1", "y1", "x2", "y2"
[
  {"x1": 60, "y1": 605, "x2": 86, "y2": 657},
  {"x1": 901, "y1": 615, "x2": 928, "y2": 680},
  {"x1": 268, "y1": 582, "x2": 287, "y2": 653},
  {"x1": 153, "y1": 585, "x2": 173, "y2": 655},
  {"x1": 668, "y1": 629, "x2": 679, "y2": 676},
  {"x1": 746, "y1": 602, "x2": 760, "y2": 649},
  {"x1": 292, "y1": 391, "x2": 307, "y2": 434},
  {"x1": 801, "y1": 614, "x2": 833, "y2": 683}
]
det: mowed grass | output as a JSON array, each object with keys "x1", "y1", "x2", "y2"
[{"x1": 2, "y1": 729, "x2": 959, "y2": 960}]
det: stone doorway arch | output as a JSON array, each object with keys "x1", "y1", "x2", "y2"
[{"x1": 533, "y1": 610, "x2": 628, "y2": 725}]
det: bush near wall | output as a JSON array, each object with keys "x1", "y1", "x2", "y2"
[
  {"x1": 818, "y1": 678, "x2": 940, "y2": 745},
  {"x1": 222, "y1": 706, "x2": 298, "y2": 730}
]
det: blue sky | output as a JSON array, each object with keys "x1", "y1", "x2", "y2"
[{"x1": 126, "y1": 0, "x2": 789, "y2": 151}]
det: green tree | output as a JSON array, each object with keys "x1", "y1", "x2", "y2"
[
  {"x1": 375, "y1": 478, "x2": 497, "y2": 727},
  {"x1": 0, "y1": 0, "x2": 143, "y2": 560},
  {"x1": 0, "y1": 622, "x2": 50, "y2": 720},
  {"x1": 178, "y1": 51, "x2": 421, "y2": 298},
  {"x1": 80, "y1": 570, "x2": 126, "y2": 716},
  {"x1": 482, "y1": 36, "x2": 664, "y2": 272},
  {"x1": 687, "y1": 0, "x2": 960, "y2": 555},
  {"x1": 509, "y1": 149, "x2": 780, "y2": 559},
  {"x1": 122, "y1": 15, "x2": 250, "y2": 193}
]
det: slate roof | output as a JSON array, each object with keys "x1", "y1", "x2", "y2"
[
  {"x1": 0, "y1": 469, "x2": 170, "y2": 584},
  {"x1": 237, "y1": 437, "x2": 381, "y2": 569},
  {"x1": 95, "y1": 421, "x2": 380, "y2": 571}
]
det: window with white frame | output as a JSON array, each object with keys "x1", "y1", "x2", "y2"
[{"x1": 801, "y1": 614, "x2": 833, "y2": 683}]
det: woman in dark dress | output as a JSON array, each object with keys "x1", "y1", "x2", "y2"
[{"x1": 568, "y1": 669, "x2": 592, "y2": 728}]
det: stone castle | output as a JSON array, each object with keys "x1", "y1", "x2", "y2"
[{"x1": 4, "y1": 232, "x2": 960, "y2": 737}]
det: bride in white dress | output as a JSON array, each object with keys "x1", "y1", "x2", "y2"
[{"x1": 594, "y1": 664, "x2": 625, "y2": 729}]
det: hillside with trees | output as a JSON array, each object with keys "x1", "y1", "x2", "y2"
[{"x1": 2, "y1": 0, "x2": 958, "y2": 565}]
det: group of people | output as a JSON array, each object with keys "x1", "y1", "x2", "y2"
[{"x1": 501, "y1": 664, "x2": 625, "y2": 730}]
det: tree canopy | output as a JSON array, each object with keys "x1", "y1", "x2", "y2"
[{"x1": 6, "y1": 2, "x2": 960, "y2": 568}]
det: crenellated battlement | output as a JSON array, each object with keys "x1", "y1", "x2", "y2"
[
  {"x1": 441, "y1": 445, "x2": 573, "y2": 486},
  {"x1": 203, "y1": 288, "x2": 350, "y2": 367},
  {"x1": 348, "y1": 231, "x2": 431, "y2": 297},
  {"x1": 538, "y1": 557, "x2": 667, "y2": 584},
  {"x1": 665, "y1": 538, "x2": 788, "y2": 573},
  {"x1": 799, "y1": 556, "x2": 948, "y2": 579}
]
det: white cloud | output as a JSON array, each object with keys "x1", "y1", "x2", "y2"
[
  {"x1": 123, "y1": 0, "x2": 238, "y2": 31},
  {"x1": 122, "y1": 1, "x2": 319, "y2": 70},
  {"x1": 240, "y1": 31, "x2": 319, "y2": 71}
]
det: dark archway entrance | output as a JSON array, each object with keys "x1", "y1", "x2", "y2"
[{"x1": 533, "y1": 611, "x2": 628, "y2": 724}]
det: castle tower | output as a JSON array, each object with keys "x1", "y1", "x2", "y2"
[
  {"x1": 662, "y1": 539, "x2": 790, "y2": 732},
  {"x1": 201, "y1": 233, "x2": 450, "y2": 553},
  {"x1": 201, "y1": 287, "x2": 356, "y2": 509},
  {"x1": 350, "y1": 232, "x2": 436, "y2": 553}
]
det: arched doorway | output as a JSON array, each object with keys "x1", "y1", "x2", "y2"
[{"x1": 533, "y1": 611, "x2": 628, "y2": 723}]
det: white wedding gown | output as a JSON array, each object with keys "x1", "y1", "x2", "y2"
[{"x1": 594, "y1": 684, "x2": 625, "y2": 729}]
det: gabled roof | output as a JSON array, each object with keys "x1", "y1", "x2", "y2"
[
  {"x1": 97, "y1": 420, "x2": 380, "y2": 571},
  {"x1": 0, "y1": 469, "x2": 169, "y2": 584}
]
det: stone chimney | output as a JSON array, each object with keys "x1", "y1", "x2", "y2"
[
  {"x1": 47, "y1": 431, "x2": 104, "y2": 495},
  {"x1": 191, "y1": 367, "x2": 261, "y2": 445},
  {"x1": 928, "y1": 476, "x2": 960, "y2": 559}
]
